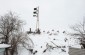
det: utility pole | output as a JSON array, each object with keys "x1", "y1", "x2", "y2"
[{"x1": 33, "y1": 6, "x2": 41, "y2": 34}]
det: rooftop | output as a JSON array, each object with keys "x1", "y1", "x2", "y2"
[{"x1": 0, "y1": 44, "x2": 10, "y2": 48}]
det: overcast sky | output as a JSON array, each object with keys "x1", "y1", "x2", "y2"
[{"x1": 0, "y1": 0, "x2": 85, "y2": 31}]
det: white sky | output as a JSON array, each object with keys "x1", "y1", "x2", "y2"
[{"x1": 0, "y1": 0, "x2": 85, "y2": 31}]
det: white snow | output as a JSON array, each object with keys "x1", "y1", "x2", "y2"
[
  {"x1": 0, "y1": 44, "x2": 10, "y2": 48},
  {"x1": 19, "y1": 30, "x2": 81, "y2": 55}
]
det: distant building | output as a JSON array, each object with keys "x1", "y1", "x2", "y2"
[{"x1": 69, "y1": 47, "x2": 85, "y2": 55}]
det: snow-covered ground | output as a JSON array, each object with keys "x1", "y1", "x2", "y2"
[{"x1": 19, "y1": 30, "x2": 81, "y2": 55}]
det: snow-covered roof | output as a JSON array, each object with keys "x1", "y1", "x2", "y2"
[{"x1": 0, "y1": 44, "x2": 10, "y2": 48}]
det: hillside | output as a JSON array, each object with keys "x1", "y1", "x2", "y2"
[{"x1": 19, "y1": 30, "x2": 81, "y2": 55}]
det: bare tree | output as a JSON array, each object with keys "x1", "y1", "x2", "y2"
[
  {"x1": 0, "y1": 12, "x2": 33, "y2": 55},
  {"x1": 70, "y1": 18, "x2": 85, "y2": 48}
]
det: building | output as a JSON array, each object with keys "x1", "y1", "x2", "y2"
[
  {"x1": 69, "y1": 47, "x2": 85, "y2": 55},
  {"x1": 0, "y1": 44, "x2": 10, "y2": 55}
]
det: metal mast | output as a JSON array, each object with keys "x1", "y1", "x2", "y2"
[{"x1": 33, "y1": 6, "x2": 40, "y2": 34}]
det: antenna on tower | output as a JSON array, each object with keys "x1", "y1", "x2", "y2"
[{"x1": 33, "y1": 6, "x2": 41, "y2": 34}]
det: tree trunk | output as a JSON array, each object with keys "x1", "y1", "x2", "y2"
[
  {"x1": 11, "y1": 49, "x2": 15, "y2": 55},
  {"x1": 5, "y1": 48, "x2": 8, "y2": 55}
]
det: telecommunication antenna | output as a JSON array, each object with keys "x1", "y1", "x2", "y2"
[{"x1": 33, "y1": 6, "x2": 40, "y2": 34}]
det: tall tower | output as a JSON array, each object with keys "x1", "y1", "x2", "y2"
[{"x1": 33, "y1": 6, "x2": 40, "y2": 34}]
